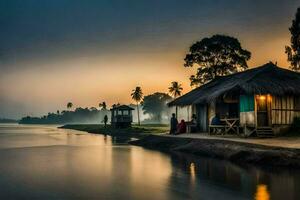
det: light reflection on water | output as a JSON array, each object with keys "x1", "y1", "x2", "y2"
[{"x1": 0, "y1": 124, "x2": 299, "y2": 200}]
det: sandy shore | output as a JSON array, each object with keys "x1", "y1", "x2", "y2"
[
  {"x1": 165, "y1": 133, "x2": 300, "y2": 149},
  {"x1": 130, "y1": 134, "x2": 300, "y2": 168}
]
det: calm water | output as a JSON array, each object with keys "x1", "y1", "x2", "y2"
[{"x1": 0, "y1": 124, "x2": 299, "y2": 200}]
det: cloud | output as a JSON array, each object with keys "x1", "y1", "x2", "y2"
[{"x1": 0, "y1": 0, "x2": 299, "y2": 117}]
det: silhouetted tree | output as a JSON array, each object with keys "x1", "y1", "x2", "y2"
[
  {"x1": 141, "y1": 92, "x2": 172, "y2": 122},
  {"x1": 131, "y1": 86, "x2": 143, "y2": 125},
  {"x1": 184, "y1": 34, "x2": 251, "y2": 86},
  {"x1": 99, "y1": 101, "x2": 107, "y2": 110},
  {"x1": 168, "y1": 81, "x2": 183, "y2": 117},
  {"x1": 90, "y1": 107, "x2": 98, "y2": 111},
  {"x1": 286, "y1": 7, "x2": 300, "y2": 71},
  {"x1": 57, "y1": 110, "x2": 60, "y2": 115},
  {"x1": 112, "y1": 103, "x2": 121, "y2": 109},
  {"x1": 19, "y1": 106, "x2": 104, "y2": 124},
  {"x1": 67, "y1": 102, "x2": 73, "y2": 110}
]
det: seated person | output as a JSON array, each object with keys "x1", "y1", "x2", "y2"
[
  {"x1": 211, "y1": 113, "x2": 221, "y2": 125},
  {"x1": 210, "y1": 113, "x2": 223, "y2": 134},
  {"x1": 177, "y1": 119, "x2": 187, "y2": 134}
]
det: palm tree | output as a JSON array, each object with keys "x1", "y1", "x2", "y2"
[
  {"x1": 131, "y1": 86, "x2": 143, "y2": 126},
  {"x1": 99, "y1": 101, "x2": 107, "y2": 110},
  {"x1": 168, "y1": 81, "x2": 183, "y2": 118},
  {"x1": 67, "y1": 102, "x2": 73, "y2": 110}
]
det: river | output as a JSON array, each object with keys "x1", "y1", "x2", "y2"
[{"x1": 0, "y1": 124, "x2": 299, "y2": 200}]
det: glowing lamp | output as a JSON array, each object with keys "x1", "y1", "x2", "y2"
[{"x1": 258, "y1": 95, "x2": 266, "y2": 100}]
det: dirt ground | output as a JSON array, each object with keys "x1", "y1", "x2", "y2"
[{"x1": 163, "y1": 133, "x2": 300, "y2": 149}]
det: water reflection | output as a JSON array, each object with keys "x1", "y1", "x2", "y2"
[
  {"x1": 168, "y1": 152, "x2": 300, "y2": 200},
  {"x1": 0, "y1": 124, "x2": 299, "y2": 200},
  {"x1": 189, "y1": 162, "x2": 196, "y2": 184}
]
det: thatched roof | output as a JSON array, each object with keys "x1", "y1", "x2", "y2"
[{"x1": 169, "y1": 62, "x2": 300, "y2": 106}]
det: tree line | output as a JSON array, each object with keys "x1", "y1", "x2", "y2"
[{"x1": 19, "y1": 105, "x2": 109, "y2": 124}]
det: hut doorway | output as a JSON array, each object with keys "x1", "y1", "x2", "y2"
[{"x1": 256, "y1": 96, "x2": 269, "y2": 127}]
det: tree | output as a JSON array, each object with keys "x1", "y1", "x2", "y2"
[
  {"x1": 168, "y1": 81, "x2": 183, "y2": 117},
  {"x1": 90, "y1": 107, "x2": 98, "y2": 111},
  {"x1": 112, "y1": 103, "x2": 120, "y2": 108},
  {"x1": 131, "y1": 86, "x2": 143, "y2": 125},
  {"x1": 67, "y1": 102, "x2": 73, "y2": 110},
  {"x1": 141, "y1": 92, "x2": 172, "y2": 122},
  {"x1": 286, "y1": 7, "x2": 300, "y2": 71},
  {"x1": 99, "y1": 102, "x2": 107, "y2": 110},
  {"x1": 184, "y1": 34, "x2": 251, "y2": 86}
]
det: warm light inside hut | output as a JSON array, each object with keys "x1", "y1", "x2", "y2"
[
  {"x1": 255, "y1": 184, "x2": 270, "y2": 200},
  {"x1": 258, "y1": 95, "x2": 266, "y2": 100}
]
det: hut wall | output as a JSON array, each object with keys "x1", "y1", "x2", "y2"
[
  {"x1": 177, "y1": 106, "x2": 192, "y2": 121},
  {"x1": 294, "y1": 96, "x2": 300, "y2": 118},
  {"x1": 192, "y1": 105, "x2": 197, "y2": 115},
  {"x1": 196, "y1": 104, "x2": 208, "y2": 132},
  {"x1": 239, "y1": 95, "x2": 255, "y2": 126},
  {"x1": 271, "y1": 96, "x2": 300, "y2": 125},
  {"x1": 207, "y1": 102, "x2": 216, "y2": 125}
]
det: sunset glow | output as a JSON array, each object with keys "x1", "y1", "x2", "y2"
[{"x1": 0, "y1": 0, "x2": 298, "y2": 118}]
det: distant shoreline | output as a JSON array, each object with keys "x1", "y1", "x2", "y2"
[{"x1": 0, "y1": 119, "x2": 18, "y2": 123}]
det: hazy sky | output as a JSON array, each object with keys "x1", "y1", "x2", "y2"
[{"x1": 0, "y1": 0, "x2": 299, "y2": 119}]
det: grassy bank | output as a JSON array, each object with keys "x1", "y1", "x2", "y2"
[
  {"x1": 130, "y1": 135, "x2": 300, "y2": 168},
  {"x1": 60, "y1": 124, "x2": 169, "y2": 138}
]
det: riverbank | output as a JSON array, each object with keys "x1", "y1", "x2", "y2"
[
  {"x1": 60, "y1": 124, "x2": 168, "y2": 138},
  {"x1": 60, "y1": 124, "x2": 300, "y2": 168},
  {"x1": 130, "y1": 134, "x2": 300, "y2": 168}
]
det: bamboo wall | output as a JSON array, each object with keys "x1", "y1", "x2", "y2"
[
  {"x1": 207, "y1": 102, "x2": 216, "y2": 124},
  {"x1": 271, "y1": 96, "x2": 300, "y2": 125}
]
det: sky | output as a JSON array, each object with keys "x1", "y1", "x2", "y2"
[{"x1": 0, "y1": 0, "x2": 299, "y2": 119}]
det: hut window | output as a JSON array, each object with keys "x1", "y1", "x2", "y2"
[
  {"x1": 118, "y1": 110, "x2": 122, "y2": 115},
  {"x1": 123, "y1": 110, "x2": 129, "y2": 115},
  {"x1": 216, "y1": 102, "x2": 239, "y2": 118}
]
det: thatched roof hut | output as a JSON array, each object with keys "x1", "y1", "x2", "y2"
[
  {"x1": 169, "y1": 62, "x2": 300, "y2": 106},
  {"x1": 169, "y1": 62, "x2": 300, "y2": 136}
]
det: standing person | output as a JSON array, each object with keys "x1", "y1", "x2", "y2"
[
  {"x1": 104, "y1": 115, "x2": 108, "y2": 128},
  {"x1": 170, "y1": 113, "x2": 178, "y2": 135}
]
